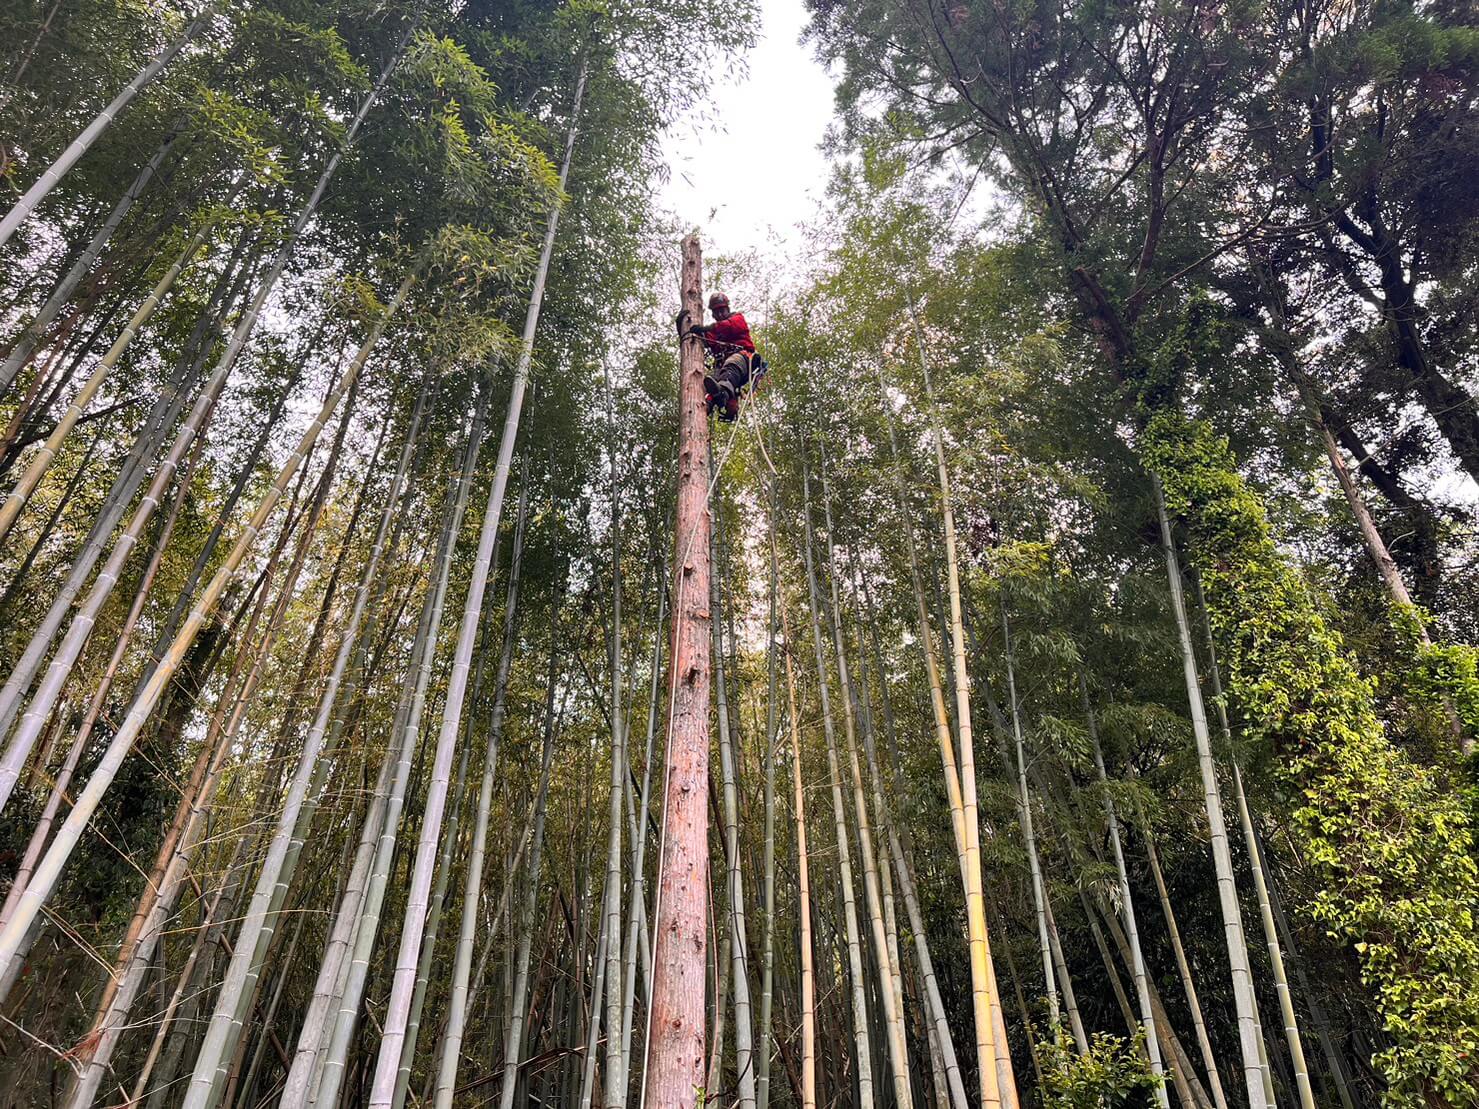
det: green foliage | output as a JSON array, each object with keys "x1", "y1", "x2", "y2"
[
  {"x1": 1145, "y1": 410, "x2": 1479, "y2": 1104},
  {"x1": 1386, "y1": 602, "x2": 1479, "y2": 746},
  {"x1": 1038, "y1": 1029, "x2": 1163, "y2": 1109}
]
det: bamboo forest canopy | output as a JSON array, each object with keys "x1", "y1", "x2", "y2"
[{"x1": 1, "y1": 0, "x2": 1478, "y2": 1108}]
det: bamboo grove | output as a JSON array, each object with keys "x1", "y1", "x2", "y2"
[{"x1": 2, "y1": 1, "x2": 1479, "y2": 1108}]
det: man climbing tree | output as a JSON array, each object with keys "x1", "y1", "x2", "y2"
[{"x1": 678, "y1": 292, "x2": 756, "y2": 421}]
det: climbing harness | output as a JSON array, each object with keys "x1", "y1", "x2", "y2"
[{"x1": 702, "y1": 342, "x2": 768, "y2": 423}]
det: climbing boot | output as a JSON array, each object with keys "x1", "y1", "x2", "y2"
[{"x1": 717, "y1": 380, "x2": 740, "y2": 422}]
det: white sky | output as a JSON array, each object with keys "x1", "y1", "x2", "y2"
[{"x1": 658, "y1": 0, "x2": 836, "y2": 263}]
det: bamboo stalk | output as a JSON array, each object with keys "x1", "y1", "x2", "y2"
[
  {"x1": 0, "y1": 215, "x2": 217, "y2": 544},
  {"x1": 0, "y1": 5, "x2": 217, "y2": 249},
  {"x1": 1084, "y1": 672, "x2": 1169, "y2": 1105},
  {"x1": 817, "y1": 457, "x2": 909, "y2": 1107},
  {"x1": 433, "y1": 468, "x2": 530, "y2": 1106},
  {"x1": 711, "y1": 455, "x2": 758, "y2": 1109},
  {"x1": 1152, "y1": 477, "x2": 1266, "y2": 1109},
  {"x1": 0, "y1": 24, "x2": 419, "y2": 799},
  {"x1": 909, "y1": 295, "x2": 1007, "y2": 1107},
  {"x1": 799, "y1": 455, "x2": 875, "y2": 1109},
  {"x1": 778, "y1": 602, "x2": 817, "y2": 1109}
]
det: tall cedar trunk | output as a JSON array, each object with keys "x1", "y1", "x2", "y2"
[
  {"x1": 643, "y1": 232, "x2": 713, "y2": 1109},
  {"x1": 1308, "y1": 174, "x2": 1479, "y2": 484}
]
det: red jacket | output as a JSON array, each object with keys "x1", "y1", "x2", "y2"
[{"x1": 702, "y1": 312, "x2": 754, "y2": 355}]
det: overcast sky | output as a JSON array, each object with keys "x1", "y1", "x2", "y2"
[{"x1": 657, "y1": 0, "x2": 836, "y2": 264}]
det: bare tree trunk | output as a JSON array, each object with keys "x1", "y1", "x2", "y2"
[{"x1": 643, "y1": 232, "x2": 713, "y2": 1109}]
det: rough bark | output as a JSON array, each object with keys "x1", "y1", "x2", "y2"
[{"x1": 643, "y1": 232, "x2": 713, "y2": 1109}]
